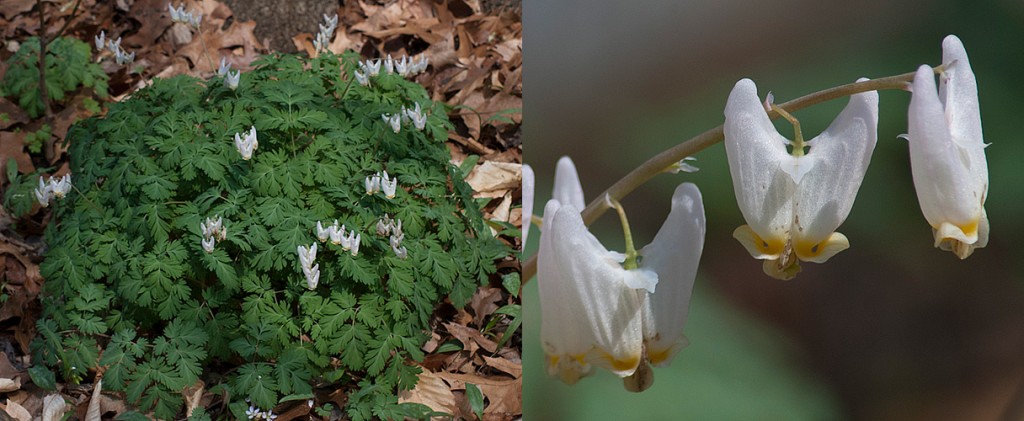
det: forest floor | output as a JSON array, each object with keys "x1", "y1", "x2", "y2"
[{"x1": 0, "y1": 0, "x2": 522, "y2": 419}]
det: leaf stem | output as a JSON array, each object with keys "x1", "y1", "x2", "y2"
[{"x1": 521, "y1": 69, "x2": 930, "y2": 281}]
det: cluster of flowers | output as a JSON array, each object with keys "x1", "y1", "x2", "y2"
[
  {"x1": 354, "y1": 54, "x2": 429, "y2": 86},
  {"x1": 244, "y1": 404, "x2": 276, "y2": 420},
  {"x1": 34, "y1": 174, "x2": 72, "y2": 207},
  {"x1": 297, "y1": 243, "x2": 320, "y2": 290},
  {"x1": 364, "y1": 171, "x2": 398, "y2": 199},
  {"x1": 377, "y1": 214, "x2": 408, "y2": 259},
  {"x1": 381, "y1": 103, "x2": 429, "y2": 134},
  {"x1": 167, "y1": 2, "x2": 203, "y2": 29},
  {"x1": 524, "y1": 35, "x2": 988, "y2": 389},
  {"x1": 199, "y1": 215, "x2": 227, "y2": 253},
  {"x1": 93, "y1": 31, "x2": 134, "y2": 65},
  {"x1": 232, "y1": 126, "x2": 258, "y2": 160},
  {"x1": 313, "y1": 14, "x2": 339, "y2": 53},
  {"x1": 218, "y1": 58, "x2": 241, "y2": 90},
  {"x1": 315, "y1": 220, "x2": 361, "y2": 256}
]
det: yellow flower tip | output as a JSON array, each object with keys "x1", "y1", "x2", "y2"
[
  {"x1": 597, "y1": 350, "x2": 642, "y2": 377},
  {"x1": 646, "y1": 335, "x2": 689, "y2": 367},
  {"x1": 933, "y1": 215, "x2": 988, "y2": 259},
  {"x1": 794, "y1": 232, "x2": 850, "y2": 263},
  {"x1": 546, "y1": 353, "x2": 591, "y2": 385},
  {"x1": 733, "y1": 225, "x2": 784, "y2": 260},
  {"x1": 763, "y1": 257, "x2": 801, "y2": 280}
]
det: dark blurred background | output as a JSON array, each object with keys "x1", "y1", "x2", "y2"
[{"x1": 522, "y1": 0, "x2": 1024, "y2": 419}]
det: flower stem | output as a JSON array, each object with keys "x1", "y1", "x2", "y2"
[
  {"x1": 770, "y1": 104, "x2": 805, "y2": 156},
  {"x1": 522, "y1": 69, "x2": 933, "y2": 281},
  {"x1": 605, "y1": 195, "x2": 638, "y2": 270}
]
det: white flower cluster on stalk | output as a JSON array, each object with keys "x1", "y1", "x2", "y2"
[
  {"x1": 167, "y1": 2, "x2": 203, "y2": 29},
  {"x1": 377, "y1": 214, "x2": 407, "y2": 259},
  {"x1": 199, "y1": 215, "x2": 227, "y2": 253},
  {"x1": 34, "y1": 174, "x2": 71, "y2": 207},
  {"x1": 297, "y1": 243, "x2": 319, "y2": 290},
  {"x1": 313, "y1": 14, "x2": 339, "y2": 53},
  {"x1": 525, "y1": 34, "x2": 991, "y2": 391},
  {"x1": 217, "y1": 57, "x2": 242, "y2": 90},
  {"x1": 245, "y1": 404, "x2": 277, "y2": 420},
  {"x1": 364, "y1": 171, "x2": 398, "y2": 199},
  {"x1": 233, "y1": 126, "x2": 258, "y2": 160},
  {"x1": 94, "y1": 31, "x2": 134, "y2": 65},
  {"x1": 354, "y1": 54, "x2": 429, "y2": 86},
  {"x1": 315, "y1": 220, "x2": 361, "y2": 256},
  {"x1": 382, "y1": 103, "x2": 428, "y2": 134}
]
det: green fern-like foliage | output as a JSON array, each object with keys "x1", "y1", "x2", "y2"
[
  {"x1": 32, "y1": 51, "x2": 510, "y2": 420},
  {"x1": 0, "y1": 36, "x2": 108, "y2": 118}
]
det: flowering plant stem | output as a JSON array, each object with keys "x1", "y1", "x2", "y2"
[{"x1": 523, "y1": 68, "x2": 935, "y2": 281}]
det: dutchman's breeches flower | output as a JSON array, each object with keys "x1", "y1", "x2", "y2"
[
  {"x1": 907, "y1": 35, "x2": 988, "y2": 259},
  {"x1": 724, "y1": 78, "x2": 878, "y2": 280},
  {"x1": 538, "y1": 156, "x2": 704, "y2": 392}
]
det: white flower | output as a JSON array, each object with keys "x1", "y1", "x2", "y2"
[
  {"x1": 50, "y1": 174, "x2": 72, "y2": 198},
  {"x1": 202, "y1": 236, "x2": 215, "y2": 253},
  {"x1": 297, "y1": 243, "x2": 317, "y2": 269},
  {"x1": 392, "y1": 244, "x2": 407, "y2": 259},
  {"x1": 411, "y1": 55, "x2": 428, "y2": 74},
  {"x1": 189, "y1": 12, "x2": 202, "y2": 28},
  {"x1": 395, "y1": 56, "x2": 410, "y2": 77},
  {"x1": 364, "y1": 173, "x2": 381, "y2": 195},
  {"x1": 362, "y1": 59, "x2": 381, "y2": 77},
  {"x1": 380, "y1": 170, "x2": 398, "y2": 199},
  {"x1": 382, "y1": 113, "x2": 401, "y2": 133},
  {"x1": 389, "y1": 232, "x2": 404, "y2": 250},
  {"x1": 354, "y1": 69, "x2": 370, "y2": 86},
  {"x1": 245, "y1": 405, "x2": 259, "y2": 419},
  {"x1": 34, "y1": 176, "x2": 52, "y2": 207},
  {"x1": 538, "y1": 157, "x2": 705, "y2": 388},
  {"x1": 384, "y1": 54, "x2": 395, "y2": 74},
  {"x1": 167, "y1": 3, "x2": 183, "y2": 21},
  {"x1": 114, "y1": 48, "x2": 135, "y2": 65},
  {"x1": 907, "y1": 35, "x2": 988, "y2": 259},
  {"x1": 305, "y1": 265, "x2": 320, "y2": 290},
  {"x1": 316, "y1": 221, "x2": 330, "y2": 243},
  {"x1": 348, "y1": 232, "x2": 360, "y2": 256},
  {"x1": 225, "y1": 70, "x2": 241, "y2": 90},
  {"x1": 233, "y1": 126, "x2": 257, "y2": 160},
  {"x1": 724, "y1": 78, "x2": 878, "y2": 280},
  {"x1": 106, "y1": 37, "x2": 122, "y2": 54},
  {"x1": 377, "y1": 215, "x2": 392, "y2": 236},
  {"x1": 313, "y1": 32, "x2": 328, "y2": 53},
  {"x1": 217, "y1": 57, "x2": 231, "y2": 77},
  {"x1": 404, "y1": 103, "x2": 427, "y2": 131},
  {"x1": 522, "y1": 164, "x2": 534, "y2": 248},
  {"x1": 94, "y1": 31, "x2": 106, "y2": 51},
  {"x1": 323, "y1": 13, "x2": 338, "y2": 28},
  {"x1": 329, "y1": 221, "x2": 345, "y2": 245}
]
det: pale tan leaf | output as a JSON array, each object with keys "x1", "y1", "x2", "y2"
[
  {"x1": 41, "y1": 394, "x2": 67, "y2": 421},
  {"x1": 3, "y1": 399, "x2": 31, "y2": 421},
  {"x1": 465, "y1": 161, "x2": 520, "y2": 194},
  {"x1": 398, "y1": 370, "x2": 457, "y2": 415},
  {"x1": 84, "y1": 379, "x2": 102, "y2": 421},
  {"x1": 0, "y1": 378, "x2": 21, "y2": 393}
]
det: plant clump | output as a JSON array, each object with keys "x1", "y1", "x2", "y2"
[{"x1": 30, "y1": 51, "x2": 511, "y2": 420}]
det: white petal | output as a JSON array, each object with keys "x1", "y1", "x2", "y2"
[
  {"x1": 521, "y1": 164, "x2": 534, "y2": 248},
  {"x1": 538, "y1": 200, "x2": 646, "y2": 381},
  {"x1": 723, "y1": 78, "x2": 795, "y2": 256},
  {"x1": 793, "y1": 79, "x2": 877, "y2": 260},
  {"x1": 553, "y1": 156, "x2": 585, "y2": 211},
  {"x1": 908, "y1": 64, "x2": 986, "y2": 244},
  {"x1": 638, "y1": 183, "x2": 704, "y2": 367}
]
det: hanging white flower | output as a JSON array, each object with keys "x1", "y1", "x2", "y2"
[
  {"x1": 364, "y1": 173, "x2": 382, "y2": 195},
  {"x1": 907, "y1": 35, "x2": 988, "y2": 259},
  {"x1": 538, "y1": 157, "x2": 705, "y2": 390},
  {"x1": 225, "y1": 70, "x2": 241, "y2": 90},
  {"x1": 218, "y1": 57, "x2": 232, "y2": 77},
  {"x1": 724, "y1": 78, "x2": 878, "y2": 280},
  {"x1": 94, "y1": 31, "x2": 106, "y2": 51},
  {"x1": 233, "y1": 126, "x2": 258, "y2": 160},
  {"x1": 380, "y1": 171, "x2": 398, "y2": 199}
]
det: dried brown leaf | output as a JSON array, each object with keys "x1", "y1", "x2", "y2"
[
  {"x1": 0, "y1": 0, "x2": 34, "y2": 21},
  {"x1": 2, "y1": 398, "x2": 31, "y2": 421},
  {"x1": 436, "y1": 372, "x2": 521, "y2": 418},
  {"x1": 482, "y1": 355, "x2": 521, "y2": 378},
  {"x1": 398, "y1": 370, "x2": 458, "y2": 415},
  {"x1": 465, "y1": 161, "x2": 520, "y2": 194}
]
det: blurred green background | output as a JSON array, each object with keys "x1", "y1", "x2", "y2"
[{"x1": 522, "y1": 0, "x2": 1024, "y2": 419}]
